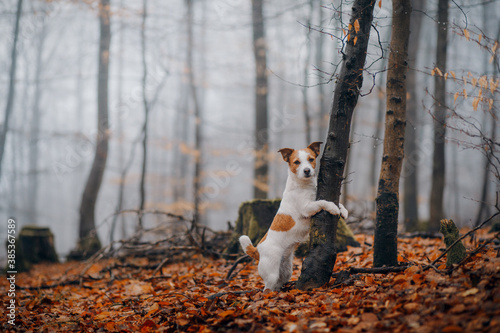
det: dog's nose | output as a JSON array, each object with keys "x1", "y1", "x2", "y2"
[{"x1": 304, "y1": 168, "x2": 311, "y2": 177}]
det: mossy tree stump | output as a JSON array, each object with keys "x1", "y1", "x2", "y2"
[
  {"x1": 440, "y1": 219, "x2": 466, "y2": 268},
  {"x1": 226, "y1": 199, "x2": 359, "y2": 255},
  {"x1": 9, "y1": 226, "x2": 59, "y2": 272}
]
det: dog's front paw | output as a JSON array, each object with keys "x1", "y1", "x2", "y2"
[
  {"x1": 320, "y1": 200, "x2": 340, "y2": 216},
  {"x1": 339, "y1": 204, "x2": 348, "y2": 220}
]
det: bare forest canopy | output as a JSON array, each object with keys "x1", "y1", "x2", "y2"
[{"x1": 0, "y1": 0, "x2": 499, "y2": 259}]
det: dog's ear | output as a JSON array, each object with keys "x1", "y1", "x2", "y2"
[
  {"x1": 278, "y1": 148, "x2": 294, "y2": 162},
  {"x1": 307, "y1": 142, "x2": 323, "y2": 157}
]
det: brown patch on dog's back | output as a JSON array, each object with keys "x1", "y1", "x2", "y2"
[{"x1": 270, "y1": 214, "x2": 295, "y2": 232}]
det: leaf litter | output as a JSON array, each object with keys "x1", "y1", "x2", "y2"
[{"x1": 1, "y1": 228, "x2": 500, "y2": 332}]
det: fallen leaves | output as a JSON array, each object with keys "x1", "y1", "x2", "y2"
[{"x1": 1, "y1": 229, "x2": 499, "y2": 332}]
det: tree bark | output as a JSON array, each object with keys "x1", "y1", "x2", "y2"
[
  {"x1": 0, "y1": 0, "x2": 23, "y2": 183},
  {"x1": 138, "y1": 0, "x2": 149, "y2": 229},
  {"x1": 429, "y1": 0, "x2": 449, "y2": 232},
  {"x1": 252, "y1": 0, "x2": 269, "y2": 199},
  {"x1": 75, "y1": 0, "x2": 111, "y2": 258},
  {"x1": 373, "y1": 0, "x2": 411, "y2": 268},
  {"x1": 403, "y1": 0, "x2": 425, "y2": 232},
  {"x1": 297, "y1": 0, "x2": 376, "y2": 291}
]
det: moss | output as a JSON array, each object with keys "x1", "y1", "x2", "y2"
[{"x1": 439, "y1": 219, "x2": 466, "y2": 268}]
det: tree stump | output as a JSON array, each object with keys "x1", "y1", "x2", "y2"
[
  {"x1": 225, "y1": 199, "x2": 359, "y2": 255},
  {"x1": 439, "y1": 219, "x2": 466, "y2": 268},
  {"x1": 17, "y1": 226, "x2": 58, "y2": 269}
]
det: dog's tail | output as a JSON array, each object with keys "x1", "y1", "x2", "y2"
[{"x1": 239, "y1": 235, "x2": 260, "y2": 261}]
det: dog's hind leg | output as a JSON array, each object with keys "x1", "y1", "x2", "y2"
[
  {"x1": 277, "y1": 251, "x2": 293, "y2": 288},
  {"x1": 258, "y1": 251, "x2": 283, "y2": 291}
]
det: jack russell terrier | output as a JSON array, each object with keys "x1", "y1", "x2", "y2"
[{"x1": 239, "y1": 142, "x2": 348, "y2": 291}]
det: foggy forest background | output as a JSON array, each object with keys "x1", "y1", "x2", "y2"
[{"x1": 0, "y1": 0, "x2": 499, "y2": 260}]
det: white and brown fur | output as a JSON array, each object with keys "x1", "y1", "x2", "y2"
[{"x1": 239, "y1": 142, "x2": 348, "y2": 291}]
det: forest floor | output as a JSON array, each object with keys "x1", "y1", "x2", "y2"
[{"x1": 1, "y1": 228, "x2": 499, "y2": 333}]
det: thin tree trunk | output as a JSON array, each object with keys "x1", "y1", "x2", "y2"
[
  {"x1": 302, "y1": 0, "x2": 314, "y2": 145},
  {"x1": 75, "y1": 0, "x2": 111, "y2": 258},
  {"x1": 252, "y1": 0, "x2": 269, "y2": 199},
  {"x1": 138, "y1": 0, "x2": 149, "y2": 230},
  {"x1": 403, "y1": 0, "x2": 425, "y2": 231},
  {"x1": 28, "y1": 12, "x2": 47, "y2": 225},
  {"x1": 373, "y1": 0, "x2": 411, "y2": 268},
  {"x1": 429, "y1": 0, "x2": 449, "y2": 232},
  {"x1": 475, "y1": 22, "x2": 500, "y2": 227},
  {"x1": 186, "y1": 0, "x2": 203, "y2": 225},
  {"x1": 297, "y1": 0, "x2": 376, "y2": 291},
  {"x1": 0, "y1": 0, "x2": 23, "y2": 183}
]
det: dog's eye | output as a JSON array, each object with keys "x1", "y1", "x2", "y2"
[
  {"x1": 308, "y1": 158, "x2": 314, "y2": 162},
  {"x1": 294, "y1": 160, "x2": 300, "y2": 165}
]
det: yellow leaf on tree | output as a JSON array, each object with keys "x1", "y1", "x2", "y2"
[
  {"x1": 449, "y1": 71, "x2": 456, "y2": 80},
  {"x1": 478, "y1": 34, "x2": 482, "y2": 43},
  {"x1": 463, "y1": 89, "x2": 468, "y2": 100},
  {"x1": 489, "y1": 98, "x2": 494, "y2": 111},
  {"x1": 490, "y1": 54, "x2": 495, "y2": 64},
  {"x1": 471, "y1": 77, "x2": 478, "y2": 87},
  {"x1": 472, "y1": 97, "x2": 480, "y2": 111},
  {"x1": 444, "y1": 72, "x2": 448, "y2": 80},
  {"x1": 353, "y1": 36, "x2": 358, "y2": 45},
  {"x1": 354, "y1": 19, "x2": 360, "y2": 33},
  {"x1": 453, "y1": 92, "x2": 459, "y2": 104},
  {"x1": 493, "y1": 41, "x2": 498, "y2": 54},
  {"x1": 479, "y1": 75, "x2": 487, "y2": 89},
  {"x1": 464, "y1": 28, "x2": 470, "y2": 40},
  {"x1": 435, "y1": 67, "x2": 443, "y2": 77}
]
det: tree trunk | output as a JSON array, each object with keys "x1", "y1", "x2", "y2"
[
  {"x1": 74, "y1": 0, "x2": 111, "y2": 259},
  {"x1": 0, "y1": 0, "x2": 23, "y2": 183},
  {"x1": 252, "y1": 0, "x2": 269, "y2": 199},
  {"x1": 429, "y1": 0, "x2": 449, "y2": 232},
  {"x1": 403, "y1": 0, "x2": 425, "y2": 232},
  {"x1": 474, "y1": 21, "x2": 500, "y2": 227},
  {"x1": 373, "y1": 0, "x2": 411, "y2": 268},
  {"x1": 138, "y1": 0, "x2": 149, "y2": 230},
  {"x1": 28, "y1": 11, "x2": 47, "y2": 225},
  {"x1": 296, "y1": 0, "x2": 376, "y2": 291},
  {"x1": 186, "y1": 0, "x2": 203, "y2": 224}
]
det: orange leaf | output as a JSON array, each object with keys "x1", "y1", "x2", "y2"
[
  {"x1": 354, "y1": 19, "x2": 360, "y2": 33},
  {"x1": 219, "y1": 309, "x2": 236, "y2": 318},
  {"x1": 463, "y1": 28, "x2": 470, "y2": 41},
  {"x1": 454, "y1": 92, "x2": 459, "y2": 104},
  {"x1": 473, "y1": 97, "x2": 480, "y2": 111},
  {"x1": 353, "y1": 36, "x2": 358, "y2": 45},
  {"x1": 379, "y1": 0, "x2": 382, "y2": 8}
]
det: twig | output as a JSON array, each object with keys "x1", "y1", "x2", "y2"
[
  {"x1": 446, "y1": 230, "x2": 500, "y2": 273},
  {"x1": 151, "y1": 257, "x2": 170, "y2": 277},
  {"x1": 225, "y1": 255, "x2": 252, "y2": 281}
]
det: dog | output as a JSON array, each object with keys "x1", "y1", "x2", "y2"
[{"x1": 239, "y1": 142, "x2": 348, "y2": 291}]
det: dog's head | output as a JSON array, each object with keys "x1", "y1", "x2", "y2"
[{"x1": 278, "y1": 142, "x2": 322, "y2": 180}]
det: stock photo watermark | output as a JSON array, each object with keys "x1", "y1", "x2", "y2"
[{"x1": 6, "y1": 218, "x2": 17, "y2": 326}]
